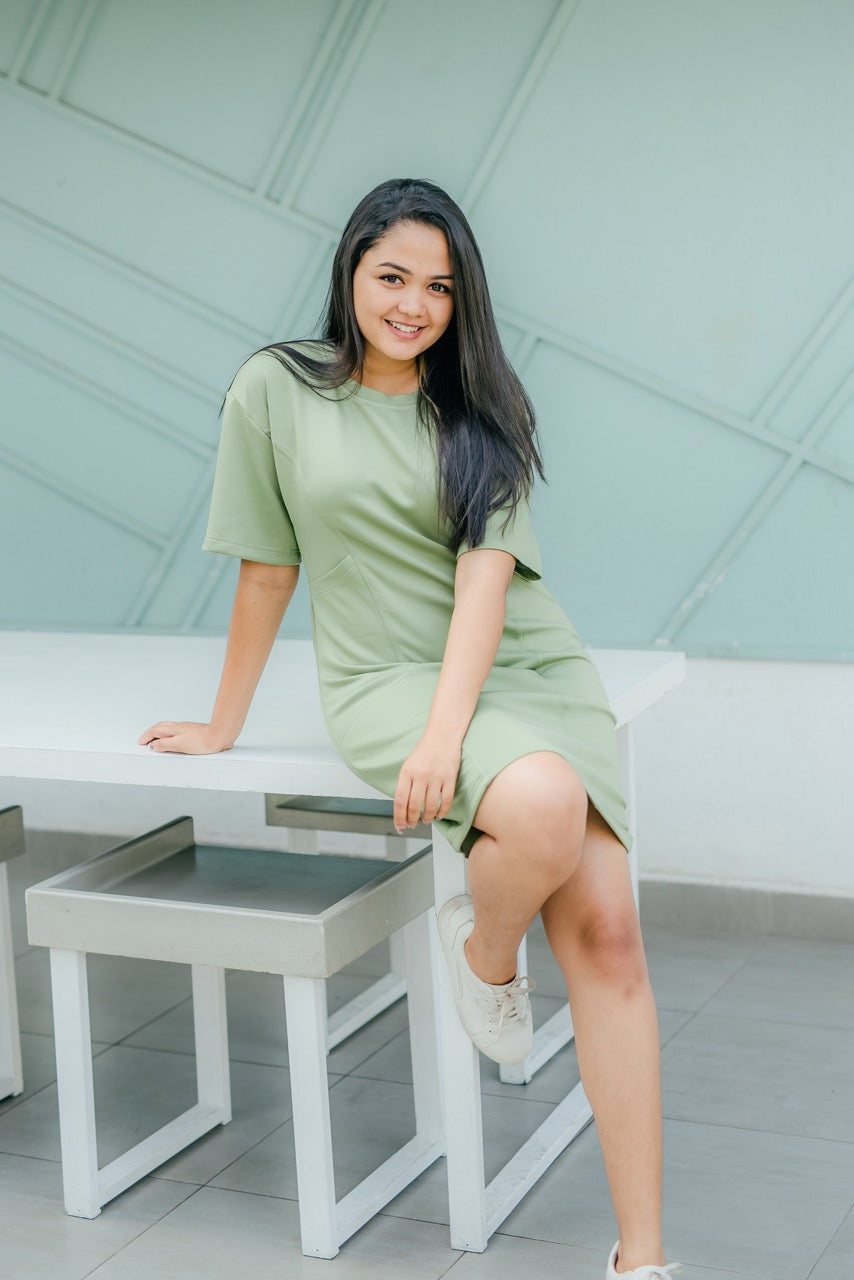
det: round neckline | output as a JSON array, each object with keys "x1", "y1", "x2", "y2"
[{"x1": 346, "y1": 379, "x2": 419, "y2": 407}]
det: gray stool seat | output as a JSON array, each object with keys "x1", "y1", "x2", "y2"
[{"x1": 26, "y1": 816, "x2": 443, "y2": 1258}]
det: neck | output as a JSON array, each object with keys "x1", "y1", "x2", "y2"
[{"x1": 358, "y1": 354, "x2": 419, "y2": 395}]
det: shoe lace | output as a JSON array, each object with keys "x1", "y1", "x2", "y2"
[
  {"x1": 638, "y1": 1266, "x2": 682, "y2": 1278},
  {"x1": 496, "y1": 975, "x2": 536, "y2": 1029}
]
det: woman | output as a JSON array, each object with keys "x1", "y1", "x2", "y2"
[{"x1": 139, "y1": 178, "x2": 676, "y2": 1280}]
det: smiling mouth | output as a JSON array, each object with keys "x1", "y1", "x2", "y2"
[{"x1": 385, "y1": 320, "x2": 424, "y2": 335}]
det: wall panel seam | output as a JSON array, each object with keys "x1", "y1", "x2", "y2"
[
  {"x1": 0, "y1": 273, "x2": 221, "y2": 410},
  {"x1": 7, "y1": 0, "x2": 53, "y2": 83},
  {"x1": 463, "y1": 0, "x2": 584, "y2": 211},
  {"x1": 0, "y1": 443, "x2": 166, "y2": 548},
  {"x1": 49, "y1": 0, "x2": 101, "y2": 102},
  {"x1": 0, "y1": 78, "x2": 339, "y2": 241},
  {"x1": 125, "y1": 460, "x2": 218, "y2": 627},
  {"x1": 278, "y1": 0, "x2": 387, "y2": 210},
  {"x1": 0, "y1": 194, "x2": 270, "y2": 347},
  {"x1": 0, "y1": 330, "x2": 213, "y2": 462},
  {"x1": 255, "y1": 0, "x2": 361, "y2": 199}
]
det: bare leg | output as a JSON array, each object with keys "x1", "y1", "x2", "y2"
[
  {"x1": 541, "y1": 806, "x2": 663, "y2": 1271},
  {"x1": 466, "y1": 754, "x2": 664, "y2": 1271},
  {"x1": 465, "y1": 751, "x2": 588, "y2": 984}
]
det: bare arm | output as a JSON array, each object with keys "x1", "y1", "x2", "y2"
[
  {"x1": 393, "y1": 547, "x2": 516, "y2": 829},
  {"x1": 138, "y1": 559, "x2": 299, "y2": 754}
]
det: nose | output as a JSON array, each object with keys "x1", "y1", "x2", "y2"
[{"x1": 397, "y1": 287, "x2": 426, "y2": 318}]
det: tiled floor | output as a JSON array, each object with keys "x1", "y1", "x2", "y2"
[{"x1": 2, "y1": 832, "x2": 854, "y2": 1280}]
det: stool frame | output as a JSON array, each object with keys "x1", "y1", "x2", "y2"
[{"x1": 27, "y1": 817, "x2": 443, "y2": 1258}]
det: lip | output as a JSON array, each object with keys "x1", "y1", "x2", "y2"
[{"x1": 384, "y1": 319, "x2": 425, "y2": 339}]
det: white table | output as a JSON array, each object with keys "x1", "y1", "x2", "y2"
[{"x1": 0, "y1": 630, "x2": 684, "y2": 1251}]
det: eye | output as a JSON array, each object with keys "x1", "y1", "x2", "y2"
[
  {"x1": 429, "y1": 282, "x2": 452, "y2": 294},
  {"x1": 379, "y1": 273, "x2": 403, "y2": 284}
]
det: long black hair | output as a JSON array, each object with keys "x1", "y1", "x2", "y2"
[{"x1": 263, "y1": 178, "x2": 544, "y2": 552}]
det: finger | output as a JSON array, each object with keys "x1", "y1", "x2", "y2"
[
  {"x1": 421, "y1": 785, "x2": 443, "y2": 824},
  {"x1": 405, "y1": 780, "x2": 426, "y2": 828},
  {"x1": 150, "y1": 736, "x2": 182, "y2": 753},
  {"x1": 436, "y1": 782, "x2": 455, "y2": 820},
  {"x1": 138, "y1": 722, "x2": 176, "y2": 744},
  {"x1": 393, "y1": 775, "x2": 412, "y2": 832}
]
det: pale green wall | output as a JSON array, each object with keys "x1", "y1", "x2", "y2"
[{"x1": 1, "y1": 0, "x2": 853, "y2": 658}]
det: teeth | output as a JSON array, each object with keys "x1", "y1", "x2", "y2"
[{"x1": 388, "y1": 321, "x2": 420, "y2": 333}]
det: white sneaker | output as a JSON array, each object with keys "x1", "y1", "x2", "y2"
[
  {"x1": 606, "y1": 1242, "x2": 681, "y2": 1279},
  {"x1": 436, "y1": 894, "x2": 535, "y2": 1065}
]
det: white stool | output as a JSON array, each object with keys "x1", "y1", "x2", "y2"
[
  {"x1": 26, "y1": 816, "x2": 443, "y2": 1258},
  {"x1": 265, "y1": 793, "x2": 430, "y2": 1048},
  {"x1": 0, "y1": 805, "x2": 25, "y2": 1101}
]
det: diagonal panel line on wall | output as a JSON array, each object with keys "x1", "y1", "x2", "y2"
[
  {"x1": 181, "y1": 555, "x2": 230, "y2": 632},
  {"x1": 255, "y1": 0, "x2": 361, "y2": 199},
  {"x1": 463, "y1": 0, "x2": 584, "y2": 211},
  {"x1": 0, "y1": 443, "x2": 166, "y2": 548},
  {"x1": 753, "y1": 278, "x2": 854, "y2": 431},
  {"x1": 7, "y1": 0, "x2": 52, "y2": 83},
  {"x1": 497, "y1": 305, "x2": 805, "y2": 459},
  {"x1": 277, "y1": 0, "x2": 388, "y2": 210},
  {"x1": 655, "y1": 360, "x2": 854, "y2": 647},
  {"x1": 0, "y1": 78, "x2": 339, "y2": 243},
  {"x1": 125, "y1": 458, "x2": 218, "y2": 627},
  {"x1": 0, "y1": 330, "x2": 212, "y2": 462},
  {"x1": 0, "y1": 195, "x2": 270, "y2": 347},
  {"x1": 267, "y1": 235, "x2": 335, "y2": 338},
  {"x1": 0, "y1": 273, "x2": 221, "y2": 410},
  {"x1": 49, "y1": 0, "x2": 101, "y2": 102}
]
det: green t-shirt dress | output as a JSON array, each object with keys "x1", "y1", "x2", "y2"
[{"x1": 203, "y1": 347, "x2": 630, "y2": 855}]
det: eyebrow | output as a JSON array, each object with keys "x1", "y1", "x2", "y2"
[{"x1": 377, "y1": 260, "x2": 454, "y2": 280}]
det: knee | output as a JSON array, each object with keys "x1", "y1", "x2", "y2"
[
  {"x1": 524, "y1": 766, "x2": 588, "y2": 878},
  {"x1": 576, "y1": 904, "x2": 648, "y2": 994}
]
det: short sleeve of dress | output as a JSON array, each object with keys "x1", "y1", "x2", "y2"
[
  {"x1": 202, "y1": 391, "x2": 301, "y2": 565},
  {"x1": 456, "y1": 499, "x2": 542, "y2": 581}
]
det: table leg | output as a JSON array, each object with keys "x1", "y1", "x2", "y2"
[
  {"x1": 431, "y1": 826, "x2": 488, "y2": 1251},
  {"x1": 50, "y1": 948, "x2": 100, "y2": 1217},
  {"x1": 191, "y1": 965, "x2": 231, "y2": 1121},
  {"x1": 282, "y1": 975, "x2": 338, "y2": 1258},
  {"x1": 403, "y1": 909, "x2": 443, "y2": 1141}
]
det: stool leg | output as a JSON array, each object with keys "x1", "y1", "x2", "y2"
[
  {"x1": 0, "y1": 863, "x2": 23, "y2": 1097},
  {"x1": 50, "y1": 948, "x2": 100, "y2": 1217},
  {"x1": 191, "y1": 965, "x2": 231, "y2": 1121},
  {"x1": 403, "y1": 910, "x2": 443, "y2": 1140},
  {"x1": 431, "y1": 826, "x2": 488, "y2": 1251},
  {"x1": 283, "y1": 975, "x2": 338, "y2": 1258}
]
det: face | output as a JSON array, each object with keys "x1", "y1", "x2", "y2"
[{"x1": 351, "y1": 221, "x2": 454, "y2": 381}]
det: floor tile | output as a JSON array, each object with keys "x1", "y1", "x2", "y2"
[
  {"x1": 0, "y1": 1043, "x2": 307, "y2": 1185},
  {"x1": 449, "y1": 1231, "x2": 753, "y2": 1279},
  {"x1": 384, "y1": 1088, "x2": 561, "y2": 1227},
  {"x1": 808, "y1": 1203, "x2": 854, "y2": 1279},
  {"x1": 497, "y1": 1117, "x2": 854, "y2": 1279},
  {"x1": 211, "y1": 1074, "x2": 422, "y2": 1202},
  {"x1": 123, "y1": 968, "x2": 411, "y2": 1074},
  {"x1": 16, "y1": 947, "x2": 192, "y2": 1042},
  {"x1": 84, "y1": 1184, "x2": 461, "y2": 1279},
  {"x1": 703, "y1": 936, "x2": 854, "y2": 1029},
  {"x1": 0, "y1": 1032, "x2": 110, "y2": 1116},
  {"x1": 642, "y1": 927, "x2": 761, "y2": 1013},
  {"x1": 0, "y1": 1150, "x2": 195, "y2": 1280},
  {"x1": 662, "y1": 1012, "x2": 854, "y2": 1141}
]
